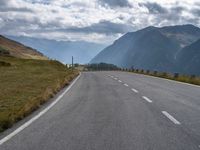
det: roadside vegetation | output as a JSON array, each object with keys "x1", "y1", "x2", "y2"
[
  {"x1": 84, "y1": 63, "x2": 200, "y2": 86},
  {"x1": 0, "y1": 56, "x2": 79, "y2": 132},
  {"x1": 86, "y1": 63, "x2": 120, "y2": 71},
  {"x1": 121, "y1": 68, "x2": 200, "y2": 86}
]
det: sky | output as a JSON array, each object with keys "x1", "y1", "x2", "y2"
[{"x1": 0, "y1": 0, "x2": 200, "y2": 44}]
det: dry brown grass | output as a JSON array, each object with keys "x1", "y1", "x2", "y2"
[
  {"x1": 127, "y1": 69, "x2": 200, "y2": 86},
  {"x1": 0, "y1": 56, "x2": 78, "y2": 132},
  {"x1": 0, "y1": 35, "x2": 47, "y2": 60}
]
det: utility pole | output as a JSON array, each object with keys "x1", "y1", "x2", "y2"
[{"x1": 72, "y1": 56, "x2": 74, "y2": 72}]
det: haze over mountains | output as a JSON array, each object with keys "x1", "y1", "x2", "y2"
[
  {"x1": 91, "y1": 24, "x2": 200, "y2": 75},
  {"x1": 7, "y1": 36, "x2": 106, "y2": 64}
]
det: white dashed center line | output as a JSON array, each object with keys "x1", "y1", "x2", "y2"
[
  {"x1": 162, "y1": 111, "x2": 181, "y2": 125},
  {"x1": 131, "y1": 88, "x2": 138, "y2": 93},
  {"x1": 124, "y1": 84, "x2": 129, "y2": 87},
  {"x1": 118, "y1": 80, "x2": 122, "y2": 83},
  {"x1": 142, "y1": 96, "x2": 153, "y2": 103},
  {"x1": 114, "y1": 78, "x2": 118, "y2": 80}
]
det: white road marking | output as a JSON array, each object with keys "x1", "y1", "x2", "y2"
[
  {"x1": 162, "y1": 111, "x2": 181, "y2": 125},
  {"x1": 124, "y1": 84, "x2": 129, "y2": 87},
  {"x1": 118, "y1": 80, "x2": 122, "y2": 83},
  {"x1": 114, "y1": 78, "x2": 118, "y2": 80},
  {"x1": 0, "y1": 73, "x2": 81, "y2": 146},
  {"x1": 142, "y1": 96, "x2": 153, "y2": 103},
  {"x1": 131, "y1": 88, "x2": 138, "y2": 93}
]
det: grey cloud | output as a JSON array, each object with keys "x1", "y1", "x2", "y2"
[
  {"x1": 61, "y1": 20, "x2": 134, "y2": 35},
  {"x1": 191, "y1": 9, "x2": 200, "y2": 16},
  {"x1": 98, "y1": 0, "x2": 132, "y2": 8},
  {"x1": 25, "y1": 20, "x2": 134, "y2": 35},
  {"x1": 0, "y1": 7, "x2": 33, "y2": 12},
  {"x1": 0, "y1": 0, "x2": 33, "y2": 12},
  {"x1": 170, "y1": 6, "x2": 185, "y2": 14},
  {"x1": 139, "y1": 2, "x2": 167, "y2": 14}
]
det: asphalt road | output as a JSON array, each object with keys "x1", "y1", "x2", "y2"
[{"x1": 1, "y1": 71, "x2": 200, "y2": 150}]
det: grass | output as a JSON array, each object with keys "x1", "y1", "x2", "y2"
[
  {"x1": 0, "y1": 46, "x2": 10, "y2": 55},
  {"x1": 0, "y1": 56, "x2": 79, "y2": 132},
  {"x1": 125, "y1": 69, "x2": 200, "y2": 86}
]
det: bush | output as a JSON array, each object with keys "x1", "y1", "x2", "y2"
[
  {"x1": 174, "y1": 73, "x2": 179, "y2": 78},
  {"x1": 153, "y1": 71, "x2": 157, "y2": 75},
  {"x1": 190, "y1": 75, "x2": 196, "y2": 79},
  {"x1": 0, "y1": 61, "x2": 11, "y2": 67}
]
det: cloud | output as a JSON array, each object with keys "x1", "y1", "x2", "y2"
[
  {"x1": 0, "y1": 0, "x2": 200, "y2": 44},
  {"x1": 139, "y1": 2, "x2": 167, "y2": 14},
  {"x1": 98, "y1": 0, "x2": 132, "y2": 8},
  {"x1": 191, "y1": 8, "x2": 200, "y2": 16},
  {"x1": 58, "y1": 20, "x2": 134, "y2": 34}
]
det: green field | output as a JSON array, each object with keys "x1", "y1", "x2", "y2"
[{"x1": 0, "y1": 56, "x2": 78, "y2": 132}]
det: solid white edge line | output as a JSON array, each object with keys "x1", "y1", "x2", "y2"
[
  {"x1": 162, "y1": 111, "x2": 181, "y2": 125},
  {"x1": 131, "y1": 88, "x2": 138, "y2": 93},
  {"x1": 124, "y1": 83, "x2": 129, "y2": 87},
  {"x1": 0, "y1": 73, "x2": 81, "y2": 146},
  {"x1": 142, "y1": 96, "x2": 152, "y2": 103}
]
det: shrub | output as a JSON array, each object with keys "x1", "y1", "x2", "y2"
[
  {"x1": 153, "y1": 71, "x2": 157, "y2": 75},
  {"x1": 190, "y1": 74, "x2": 196, "y2": 79},
  {"x1": 0, "y1": 61, "x2": 11, "y2": 67},
  {"x1": 174, "y1": 73, "x2": 179, "y2": 78}
]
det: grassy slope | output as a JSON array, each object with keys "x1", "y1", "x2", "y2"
[
  {"x1": 0, "y1": 35, "x2": 47, "y2": 60},
  {"x1": 0, "y1": 56, "x2": 79, "y2": 132}
]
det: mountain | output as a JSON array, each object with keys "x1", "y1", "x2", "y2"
[
  {"x1": 91, "y1": 24, "x2": 200, "y2": 73},
  {"x1": 7, "y1": 36, "x2": 106, "y2": 64},
  {"x1": 160, "y1": 24, "x2": 200, "y2": 48},
  {"x1": 0, "y1": 35, "x2": 47, "y2": 60},
  {"x1": 177, "y1": 39, "x2": 200, "y2": 75}
]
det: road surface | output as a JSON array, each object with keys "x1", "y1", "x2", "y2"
[{"x1": 1, "y1": 71, "x2": 200, "y2": 150}]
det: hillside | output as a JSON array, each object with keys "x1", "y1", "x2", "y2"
[
  {"x1": 0, "y1": 36, "x2": 79, "y2": 132},
  {"x1": 7, "y1": 36, "x2": 106, "y2": 64},
  {"x1": 177, "y1": 39, "x2": 200, "y2": 75},
  {"x1": 0, "y1": 35, "x2": 47, "y2": 60},
  {"x1": 91, "y1": 24, "x2": 200, "y2": 74},
  {"x1": 0, "y1": 56, "x2": 78, "y2": 132}
]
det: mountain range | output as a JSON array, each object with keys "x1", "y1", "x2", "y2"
[
  {"x1": 7, "y1": 36, "x2": 106, "y2": 64},
  {"x1": 91, "y1": 24, "x2": 200, "y2": 75}
]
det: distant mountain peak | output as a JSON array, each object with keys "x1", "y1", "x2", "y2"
[{"x1": 91, "y1": 24, "x2": 200, "y2": 75}]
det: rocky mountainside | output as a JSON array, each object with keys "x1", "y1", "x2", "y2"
[{"x1": 91, "y1": 24, "x2": 200, "y2": 75}]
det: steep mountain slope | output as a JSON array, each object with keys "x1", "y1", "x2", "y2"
[
  {"x1": 7, "y1": 36, "x2": 106, "y2": 64},
  {"x1": 177, "y1": 39, "x2": 200, "y2": 75},
  {"x1": 0, "y1": 35, "x2": 47, "y2": 60},
  {"x1": 160, "y1": 24, "x2": 200, "y2": 48},
  {"x1": 91, "y1": 24, "x2": 200, "y2": 73}
]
